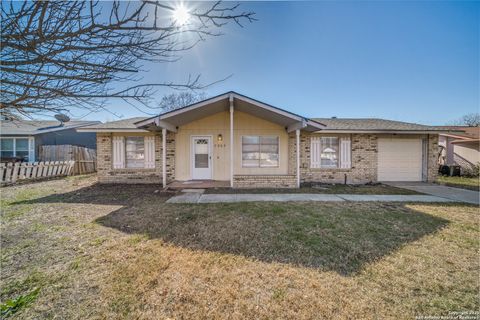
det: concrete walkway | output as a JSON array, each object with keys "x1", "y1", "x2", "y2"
[
  {"x1": 166, "y1": 191, "x2": 454, "y2": 204},
  {"x1": 384, "y1": 182, "x2": 479, "y2": 205}
]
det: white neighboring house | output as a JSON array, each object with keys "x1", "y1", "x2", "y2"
[{"x1": 438, "y1": 126, "x2": 480, "y2": 174}]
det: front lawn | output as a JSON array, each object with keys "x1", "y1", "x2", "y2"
[
  {"x1": 437, "y1": 175, "x2": 480, "y2": 191},
  {"x1": 1, "y1": 176, "x2": 478, "y2": 319},
  {"x1": 205, "y1": 183, "x2": 421, "y2": 194}
]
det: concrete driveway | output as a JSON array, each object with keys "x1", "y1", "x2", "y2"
[{"x1": 384, "y1": 182, "x2": 479, "y2": 205}]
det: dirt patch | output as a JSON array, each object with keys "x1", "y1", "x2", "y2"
[{"x1": 204, "y1": 183, "x2": 422, "y2": 195}]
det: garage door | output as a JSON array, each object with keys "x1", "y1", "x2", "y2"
[{"x1": 377, "y1": 138, "x2": 423, "y2": 181}]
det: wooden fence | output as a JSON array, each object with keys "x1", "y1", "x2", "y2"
[
  {"x1": 0, "y1": 161, "x2": 75, "y2": 184},
  {"x1": 39, "y1": 145, "x2": 96, "y2": 175}
]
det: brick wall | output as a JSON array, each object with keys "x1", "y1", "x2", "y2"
[
  {"x1": 298, "y1": 133, "x2": 438, "y2": 184},
  {"x1": 233, "y1": 175, "x2": 297, "y2": 188},
  {"x1": 427, "y1": 134, "x2": 439, "y2": 182},
  {"x1": 96, "y1": 132, "x2": 175, "y2": 184},
  {"x1": 297, "y1": 133, "x2": 378, "y2": 184},
  {"x1": 97, "y1": 130, "x2": 438, "y2": 185}
]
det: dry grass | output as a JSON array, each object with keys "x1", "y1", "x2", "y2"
[
  {"x1": 205, "y1": 183, "x2": 422, "y2": 195},
  {"x1": 1, "y1": 176, "x2": 478, "y2": 319}
]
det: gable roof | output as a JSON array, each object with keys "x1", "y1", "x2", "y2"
[
  {"x1": 73, "y1": 92, "x2": 455, "y2": 134},
  {"x1": 313, "y1": 118, "x2": 446, "y2": 133},
  {"x1": 135, "y1": 91, "x2": 325, "y2": 132},
  {"x1": 76, "y1": 117, "x2": 148, "y2": 132},
  {"x1": 1, "y1": 120, "x2": 101, "y2": 135}
]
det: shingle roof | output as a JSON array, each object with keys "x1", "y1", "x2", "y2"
[
  {"x1": 313, "y1": 118, "x2": 444, "y2": 132},
  {"x1": 77, "y1": 117, "x2": 148, "y2": 130},
  {"x1": 77, "y1": 116, "x2": 447, "y2": 132},
  {"x1": 1, "y1": 120, "x2": 101, "y2": 135}
]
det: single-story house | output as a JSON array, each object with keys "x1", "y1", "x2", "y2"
[
  {"x1": 438, "y1": 126, "x2": 480, "y2": 174},
  {"x1": 1, "y1": 119, "x2": 100, "y2": 162},
  {"x1": 78, "y1": 91, "x2": 445, "y2": 188}
]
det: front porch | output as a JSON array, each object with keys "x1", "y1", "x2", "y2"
[
  {"x1": 167, "y1": 174, "x2": 297, "y2": 189},
  {"x1": 135, "y1": 92, "x2": 325, "y2": 189}
]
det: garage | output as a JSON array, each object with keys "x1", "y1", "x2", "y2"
[{"x1": 377, "y1": 138, "x2": 424, "y2": 181}]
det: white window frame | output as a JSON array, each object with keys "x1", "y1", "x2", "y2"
[
  {"x1": 241, "y1": 135, "x2": 280, "y2": 168},
  {"x1": 0, "y1": 137, "x2": 35, "y2": 162},
  {"x1": 319, "y1": 136, "x2": 339, "y2": 168},
  {"x1": 125, "y1": 136, "x2": 145, "y2": 169},
  {"x1": 311, "y1": 136, "x2": 350, "y2": 169}
]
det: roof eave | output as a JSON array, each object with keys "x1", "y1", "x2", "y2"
[{"x1": 76, "y1": 128, "x2": 148, "y2": 133}]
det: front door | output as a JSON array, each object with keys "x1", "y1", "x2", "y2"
[{"x1": 191, "y1": 136, "x2": 212, "y2": 180}]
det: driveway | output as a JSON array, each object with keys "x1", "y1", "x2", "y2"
[{"x1": 384, "y1": 182, "x2": 479, "y2": 205}]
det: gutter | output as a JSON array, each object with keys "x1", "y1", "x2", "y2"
[{"x1": 313, "y1": 130, "x2": 449, "y2": 134}]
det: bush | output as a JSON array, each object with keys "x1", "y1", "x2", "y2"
[{"x1": 462, "y1": 162, "x2": 480, "y2": 178}]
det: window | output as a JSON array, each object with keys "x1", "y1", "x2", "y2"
[
  {"x1": 311, "y1": 136, "x2": 351, "y2": 169},
  {"x1": 1, "y1": 139, "x2": 14, "y2": 158},
  {"x1": 15, "y1": 138, "x2": 29, "y2": 160},
  {"x1": 320, "y1": 137, "x2": 338, "y2": 168},
  {"x1": 0, "y1": 138, "x2": 32, "y2": 161},
  {"x1": 242, "y1": 136, "x2": 279, "y2": 168},
  {"x1": 125, "y1": 137, "x2": 145, "y2": 168}
]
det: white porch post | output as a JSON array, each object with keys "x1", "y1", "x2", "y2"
[
  {"x1": 162, "y1": 128, "x2": 167, "y2": 188},
  {"x1": 229, "y1": 94, "x2": 234, "y2": 187},
  {"x1": 296, "y1": 129, "x2": 300, "y2": 188}
]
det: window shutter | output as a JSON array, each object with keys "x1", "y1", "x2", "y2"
[
  {"x1": 340, "y1": 137, "x2": 351, "y2": 169},
  {"x1": 144, "y1": 136, "x2": 155, "y2": 168},
  {"x1": 310, "y1": 136, "x2": 321, "y2": 168},
  {"x1": 112, "y1": 136, "x2": 125, "y2": 169}
]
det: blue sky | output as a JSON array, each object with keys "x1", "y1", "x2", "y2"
[{"x1": 86, "y1": 1, "x2": 479, "y2": 125}]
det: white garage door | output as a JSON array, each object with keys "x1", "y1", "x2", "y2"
[{"x1": 377, "y1": 138, "x2": 423, "y2": 181}]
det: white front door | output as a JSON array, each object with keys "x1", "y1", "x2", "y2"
[{"x1": 191, "y1": 136, "x2": 212, "y2": 180}]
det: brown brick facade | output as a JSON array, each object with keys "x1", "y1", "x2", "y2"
[
  {"x1": 97, "y1": 131, "x2": 438, "y2": 185},
  {"x1": 96, "y1": 132, "x2": 175, "y2": 184},
  {"x1": 297, "y1": 133, "x2": 438, "y2": 184},
  {"x1": 426, "y1": 134, "x2": 439, "y2": 182},
  {"x1": 233, "y1": 175, "x2": 296, "y2": 188}
]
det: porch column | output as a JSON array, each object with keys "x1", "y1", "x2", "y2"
[
  {"x1": 229, "y1": 94, "x2": 234, "y2": 187},
  {"x1": 162, "y1": 128, "x2": 167, "y2": 188},
  {"x1": 296, "y1": 129, "x2": 300, "y2": 188}
]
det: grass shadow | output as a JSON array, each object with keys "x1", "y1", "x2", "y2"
[{"x1": 14, "y1": 183, "x2": 451, "y2": 276}]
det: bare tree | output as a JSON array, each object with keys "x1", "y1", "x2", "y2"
[
  {"x1": 452, "y1": 113, "x2": 480, "y2": 127},
  {"x1": 158, "y1": 91, "x2": 206, "y2": 112},
  {"x1": 0, "y1": 1, "x2": 255, "y2": 119}
]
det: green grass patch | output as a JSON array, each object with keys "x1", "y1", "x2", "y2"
[
  {"x1": 437, "y1": 176, "x2": 480, "y2": 191},
  {"x1": 1, "y1": 288, "x2": 40, "y2": 318}
]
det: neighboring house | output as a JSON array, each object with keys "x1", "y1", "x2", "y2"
[
  {"x1": 438, "y1": 126, "x2": 480, "y2": 173},
  {"x1": 78, "y1": 91, "x2": 444, "y2": 188},
  {"x1": 1, "y1": 120, "x2": 100, "y2": 162}
]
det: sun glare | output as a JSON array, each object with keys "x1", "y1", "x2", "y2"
[{"x1": 173, "y1": 5, "x2": 190, "y2": 25}]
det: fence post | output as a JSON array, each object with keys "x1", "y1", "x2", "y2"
[
  {"x1": 0, "y1": 163, "x2": 5, "y2": 183},
  {"x1": 11, "y1": 162, "x2": 20, "y2": 183}
]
